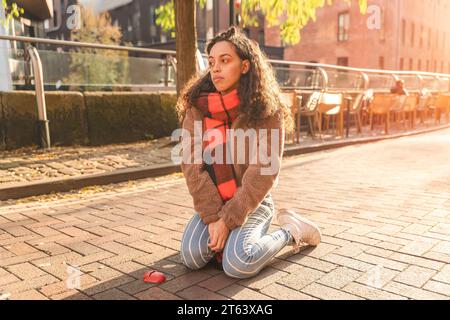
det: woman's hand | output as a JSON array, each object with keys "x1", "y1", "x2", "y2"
[{"x1": 208, "y1": 218, "x2": 230, "y2": 252}]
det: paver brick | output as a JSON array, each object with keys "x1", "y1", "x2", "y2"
[{"x1": 393, "y1": 265, "x2": 437, "y2": 288}]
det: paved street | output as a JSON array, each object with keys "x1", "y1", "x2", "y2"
[{"x1": 0, "y1": 128, "x2": 449, "y2": 300}]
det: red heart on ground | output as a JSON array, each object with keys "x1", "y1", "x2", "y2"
[{"x1": 143, "y1": 270, "x2": 166, "y2": 284}]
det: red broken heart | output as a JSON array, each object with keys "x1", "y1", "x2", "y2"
[{"x1": 143, "y1": 270, "x2": 166, "y2": 284}]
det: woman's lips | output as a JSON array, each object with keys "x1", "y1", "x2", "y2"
[{"x1": 213, "y1": 77, "x2": 224, "y2": 83}]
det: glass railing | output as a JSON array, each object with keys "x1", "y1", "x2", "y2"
[
  {"x1": 324, "y1": 69, "x2": 365, "y2": 91},
  {"x1": 366, "y1": 74, "x2": 395, "y2": 91},
  {"x1": 37, "y1": 49, "x2": 175, "y2": 90},
  {"x1": 0, "y1": 48, "x2": 27, "y2": 88},
  {"x1": 1, "y1": 35, "x2": 450, "y2": 94},
  {"x1": 273, "y1": 66, "x2": 322, "y2": 89},
  {"x1": 398, "y1": 74, "x2": 421, "y2": 91}
]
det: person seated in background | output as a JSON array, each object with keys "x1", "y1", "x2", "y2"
[
  {"x1": 420, "y1": 88, "x2": 431, "y2": 98},
  {"x1": 390, "y1": 79, "x2": 409, "y2": 96},
  {"x1": 390, "y1": 80, "x2": 409, "y2": 117}
]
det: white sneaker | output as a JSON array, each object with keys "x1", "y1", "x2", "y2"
[{"x1": 277, "y1": 208, "x2": 322, "y2": 249}]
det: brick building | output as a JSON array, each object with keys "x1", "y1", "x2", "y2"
[{"x1": 277, "y1": 0, "x2": 450, "y2": 72}]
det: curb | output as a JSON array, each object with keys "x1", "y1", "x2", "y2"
[
  {"x1": 1, "y1": 123, "x2": 449, "y2": 201},
  {"x1": 284, "y1": 123, "x2": 450, "y2": 156},
  {"x1": 0, "y1": 163, "x2": 180, "y2": 201}
]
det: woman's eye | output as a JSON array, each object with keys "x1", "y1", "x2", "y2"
[{"x1": 222, "y1": 59, "x2": 228, "y2": 63}]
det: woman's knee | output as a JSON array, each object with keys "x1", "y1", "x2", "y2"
[
  {"x1": 180, "y1": 212, "x2": 210, "y2": 270},
  {"x1": 179, "y1": 244, "x2": 208, "y2": 270},
  {"x1": 222, "y1": 249, "x2": 260, "y2": 279}
]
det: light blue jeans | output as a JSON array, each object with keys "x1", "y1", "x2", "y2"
[{"x1": 180, "y1": 195, "x2": 293, "y2": 279}]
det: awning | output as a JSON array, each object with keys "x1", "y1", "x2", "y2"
[{"x1": 8, "y1": 0, "x2": 54, "y2": 21}]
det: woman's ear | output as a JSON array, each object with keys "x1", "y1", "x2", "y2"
[{"x1": 242, "y1": 59, "x2": 250, "y2": 75}]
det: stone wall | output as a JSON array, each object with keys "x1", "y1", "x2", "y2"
[{"x1": 0, "y1": 91, "x2": 179, "y2": 150}]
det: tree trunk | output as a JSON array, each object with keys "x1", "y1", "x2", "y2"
[{"x1": 175, "y1": 0, "x2": 198, "y2": 96}]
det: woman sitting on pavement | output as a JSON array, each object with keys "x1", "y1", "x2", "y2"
[{"x1": 176, "y1": 26, "x2": 322, "y2": 279}]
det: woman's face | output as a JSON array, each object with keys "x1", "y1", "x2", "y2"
[{"x1": 208, "y1": 41, "x2": 250, "y2": 95}]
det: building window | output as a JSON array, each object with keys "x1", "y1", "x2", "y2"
[
  {"x1": 338, "y1": 12, "x2": 350, "y2": 42},
  {"x1": 133, "y1": 11, "x2": 141, "y2": 39},
  {"x1": 53, "y1": 10, "x2": 60, "y2": 30},
  {"x1": 133, "y1": 12, "x2": 140, "y2": 28},
  {"x1": 127, "y1": 17, "x2": 133, "y2": 33},
  {"x1": 401, "y1": 19, "x2": 406, "y2": 45},
  {"x1": 379, "y1": 56, "x2": 384, "y2": 69},
  {"x1": 61, "y1": 0, "x2": 66, "y2": 14},
  {"x1": 206, "y1": 0, "x2": 213, "y2": 11},
  {"x1": 149, "y1": 6, "x2": 157, "y2": 38},
  {"x1": 207, "y1": 27, "x2": 214, "y2": 40},
  {"x1": 409, "y1": 58, "x2": 413, "y2": 70},
  {"x1": 258, "y1": 30, "x2": 265, "y2": 45},
  {"x1": 418, "y1": 59, "x2": 422, "y2": 70},
  {"x1": 428, "y1": 28, "x2": 432, "y2": 49},
  {"x1": 420, "y1": 25, "x2": 424, "y2": 48},
  {"x1": 410, "y1": 23, "x2": 415, "y2": 47},
  {"x1": 399, "y1": 58, "x2": 404, "y2": 70},
  {"x1": 337, "y1": 57, "x2": 349, "y2": 66},
  {"x1": 426, "y1": 60, "x2": 430, "y2": 71},
  {"x1": 441, "y1": 61, "x2": 444, "y2": 73},
  {"x1": 435, "y1": 31, "x2": 439, "y2": 49},
  {"x1": 149, "y1": 6, "x2": 155, "y2": 25},
  {"x1": 44, "y1": 0, "x2": 65, "y2": 32}
]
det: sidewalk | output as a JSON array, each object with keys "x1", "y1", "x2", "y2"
[
  {"x1": 0, "y1": 127, "x2": 449, "y2": 300},
  {"x1": 1, "y1": 120, "x2": 450, "y2": 201}
]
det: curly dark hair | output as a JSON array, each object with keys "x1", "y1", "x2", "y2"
[{"x1": 176, "y1": 26, "x2": 294, "y2": 133}]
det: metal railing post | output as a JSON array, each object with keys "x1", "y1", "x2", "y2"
[
  {"x1": 318, "y1": 67, "x2": 328, "y2": 91},
  {"x1": 360, "y1": 72, "x2": 369, "y2": 90},
  {"x1": 416, "y1": 74, "x2": 424, "y2": 92},
  {"x1": 164, "y1": 55, "x2": 170, "y2": 87},
  {"x1": 27, "y1": 45, "x2": 51, "y2": 149},
  {"x1": 434, "y1": 76, "x2": 443, "y2": 93}
]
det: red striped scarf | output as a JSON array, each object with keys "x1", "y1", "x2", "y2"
[{"x1": 193, "y1": 89, "x2": 240, "y2": 202}]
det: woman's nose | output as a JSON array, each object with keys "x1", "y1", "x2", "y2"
[{"x1": 212, "y1": 63, "x2": 221, "y2": 73}]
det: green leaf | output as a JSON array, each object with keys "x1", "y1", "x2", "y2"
[
  {"x1": 0, "y1": 1, "x2": 24, "y2": 28},
  {"x1": 155, "y1": 0, "x2": 175, "y2": 32}
]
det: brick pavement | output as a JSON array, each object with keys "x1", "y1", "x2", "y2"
[{"x1": 0, "y1": 127, "x2": 449, "y2": 300}]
